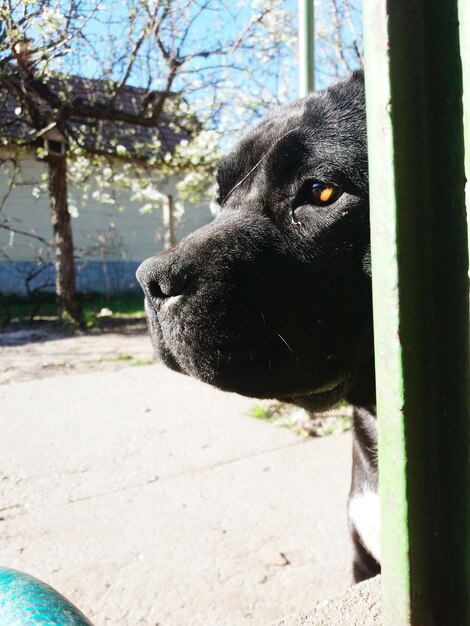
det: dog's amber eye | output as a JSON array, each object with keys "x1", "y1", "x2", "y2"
[{"x1": 308, "y1": 182, "x2": 343, "y2": 206}]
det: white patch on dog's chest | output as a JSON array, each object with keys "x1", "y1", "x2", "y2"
[{"x1": 348, "y1": 490, "x2": 381, "y2": 563}]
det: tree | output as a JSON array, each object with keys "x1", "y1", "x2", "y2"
[
  {"x1": 314, "y1": 0, "x2": 362, "y2": 86},
  {"x1": 0, "y1": 0, "x2": 298, "y2": 322}
]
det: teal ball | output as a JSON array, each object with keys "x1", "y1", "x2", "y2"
[{"x1": 0, "y1": 567, "x2": 94, "y2": 625}]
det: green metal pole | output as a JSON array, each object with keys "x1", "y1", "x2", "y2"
[
  {"x1": 363, "y1": 1, "x2": 470, "y2": 625},
  {"x1": 298, "y1": 0, "x2": 314, "y2": 96}
]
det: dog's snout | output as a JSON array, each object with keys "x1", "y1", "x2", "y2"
[{"x1": 136, "y1": 255, "x2": 190, "y2": 302}]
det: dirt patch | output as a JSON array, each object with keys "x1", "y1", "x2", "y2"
[{"x1": 0, "y1": 318, "x2": 156, "y2": 385}]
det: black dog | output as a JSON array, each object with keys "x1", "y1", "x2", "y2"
[{"x1": 137, "y1": 71, "x2": 380, "y2": 583}]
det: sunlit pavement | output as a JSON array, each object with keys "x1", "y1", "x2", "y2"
[{"x1": 0, "y1": 364, "x2": 353, "y2": 626}]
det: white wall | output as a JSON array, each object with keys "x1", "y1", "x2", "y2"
[{"x1": 0, "y1": 149, "x2": 213, "y2": 265}]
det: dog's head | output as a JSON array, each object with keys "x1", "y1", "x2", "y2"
[{"x1": 137, "y1": 72, "x2": 374, "y2": 411}]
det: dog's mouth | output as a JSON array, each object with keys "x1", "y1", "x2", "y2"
[
  {"x1": 147, "y1": 301, "x2": 352, "y2": 410},
  {"x1": 285, "y1": 376, "x2": 351, "y2": 412}
]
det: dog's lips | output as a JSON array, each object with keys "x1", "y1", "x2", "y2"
[
  {"x1": 310, "y1": 379, "x2": 345, "y2": 394},
  {"x1": 285, "y1": 376, "x2": 350, "y2": 412},
  {"x1": 144, "y1": 293, "x2": 184, "y2": 316},
  {"x1": 191, "y1": 345, "x2": 351, "y2": 405},
  {"x1": 145, "y1": 295, "x2": 353, "y2": 407}
]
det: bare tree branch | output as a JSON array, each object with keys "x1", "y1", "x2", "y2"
[{"x1": 331, "y1": 0, "x2": 352, "y2": 73}]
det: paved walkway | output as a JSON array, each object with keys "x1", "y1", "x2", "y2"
[{"x1": 0, "y1": 364, "x2": 353, "y2": 625}]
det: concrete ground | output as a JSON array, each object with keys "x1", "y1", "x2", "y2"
[
  {"x1": 0, "y1": 359, "x2": 354, "y2": 625},
  {"x1": 274, "y1": 576, "x2": 381, "y2": 626}
]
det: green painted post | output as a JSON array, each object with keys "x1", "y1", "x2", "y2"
[
  {"x1": 459, "y1": 0, "x2": 470, "y2": 249},
  {"x1": 363, "y1": 1, "x2": 470, "y2": 625},
  {"x1": 298, "y1": 0, "x2": 314, "y2": 96}
]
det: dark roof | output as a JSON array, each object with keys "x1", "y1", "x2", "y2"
[{"x1": 0, "y1": 71, "x2": 194, "y2": 158}]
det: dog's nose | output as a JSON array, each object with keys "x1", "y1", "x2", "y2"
[{"x1": 136, "y1": 255, "x2": 189, "y2": 302}]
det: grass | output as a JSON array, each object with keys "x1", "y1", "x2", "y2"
[
  {"x1": 247, "y1": 404, "x2": 273, "y2": 420},
  {"x1": 103, "y1": 353, "x2": 155, "y2": 366},
  {"x1": 247, "y1": 400, "x2": 353, "y2": 438},
  {"x1": 0, "y1": 292, "x2": 145, "y2": 328},
  {"x1": 129, "y1": 357, "x2": 154, "y2": 366},
  {"x1": 108, "y1": 353, "x2": 134, "y2": 361}
]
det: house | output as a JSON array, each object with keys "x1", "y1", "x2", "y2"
[{"x1": 0, "y1": 72, "x2": 214, "y2": 296}]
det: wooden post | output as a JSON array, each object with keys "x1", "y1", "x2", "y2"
[
  {"x1": 363, "y1": 1, "x2": 469, "y2": 623},
  {"x1": 164, "y1": 193, "x2": 177, "y2": 250}
]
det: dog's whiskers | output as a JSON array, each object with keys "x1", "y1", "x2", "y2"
[
  {"x1": 276, "y1": 332, "x2": 300, "y2": 366},
  {"x1": 257, "y1": 309, "x2": 300, "y2": 366},
  {"x1": 276, "y1": 332, "x2": 294, "y2": 355}
]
